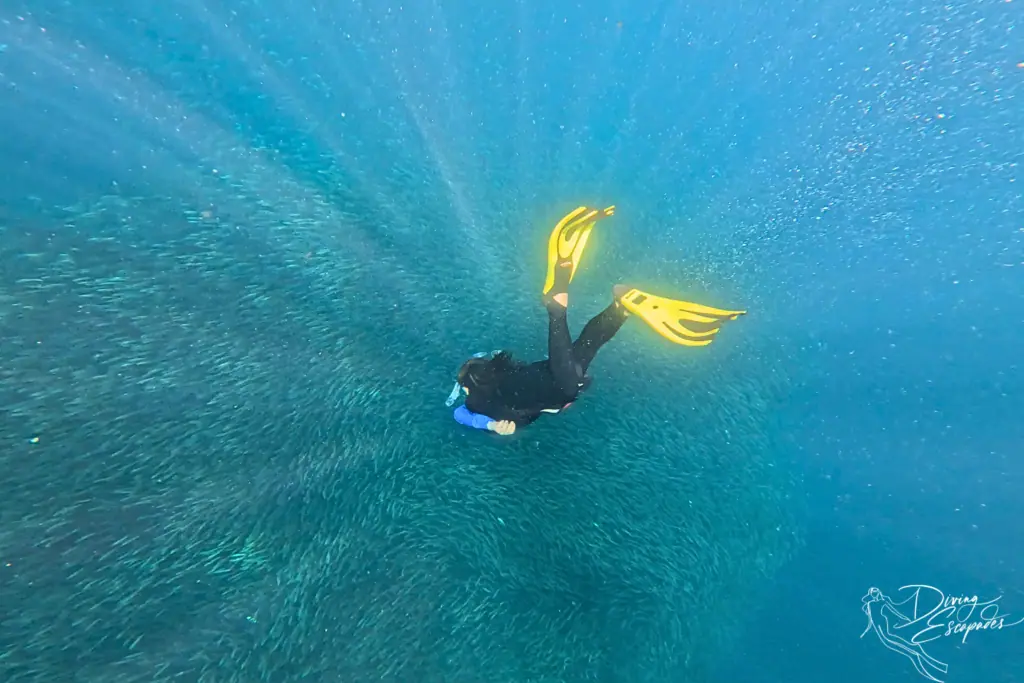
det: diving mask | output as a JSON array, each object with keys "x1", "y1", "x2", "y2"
[{"x1": 444, "y1": 350, "x2": 501, "y2": 406}]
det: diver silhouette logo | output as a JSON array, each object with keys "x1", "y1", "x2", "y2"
[{"x1": 861, "y1": 585, "x2": 1023, "y2": 682}]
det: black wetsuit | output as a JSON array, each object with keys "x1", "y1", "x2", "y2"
[{"x1": 465, "y1": 301, "x2": 629, "y2": 427}]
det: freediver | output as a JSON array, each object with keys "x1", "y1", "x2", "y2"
[
  {"x1": 445, "y1": 205, "x2": 747, "y2": 435},
  {"x1": 860, "y1": 587, "x2": 949, "y2": 683}
]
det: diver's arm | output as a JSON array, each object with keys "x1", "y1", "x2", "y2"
[
  {"x1": 880, "y1": 601, "x2": 913, "y2": 624},
  {"x1": 454, "y1": 405, "x2": 495, "y2": 430}
]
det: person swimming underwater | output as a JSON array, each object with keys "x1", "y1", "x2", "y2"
[{"x1": 446, "y1": 205, "x2": 746, "y2": 436}]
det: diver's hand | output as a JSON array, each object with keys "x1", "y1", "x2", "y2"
[{"x1": 487, "y1": 420, "x2": 516, "y2": 436}]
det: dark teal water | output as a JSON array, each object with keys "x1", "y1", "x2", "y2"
[{"x1": 1, "y1": 1, "x2": 1021, "y2": 682}]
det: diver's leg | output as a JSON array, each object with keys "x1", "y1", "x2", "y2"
[
  {"x1": 547, "y1": 302, "x2": 585, "y2": 396},
  {"x1": 572, "y1": 298, "x2": 630, "y2": 374}
]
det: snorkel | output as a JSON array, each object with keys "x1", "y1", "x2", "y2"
[
  {"x1": 444, "y1": 383, "x2": 463, "y2": 407},
  {"x1": 444, "y1": 350, "x2": 501, "y2": 407}
]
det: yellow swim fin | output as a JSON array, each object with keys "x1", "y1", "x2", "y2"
[
  {"x1": 542, "y1": 205, "x2": 616, "y2": 296},
  {"x1": 616, "y1": 287, "x2": 746, "y2": 347}
]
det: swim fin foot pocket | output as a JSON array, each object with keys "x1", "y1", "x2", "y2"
[
  {"x1": 615, "y1": 287, "x2": 746, "y2": 347},
  {"x1": 542, "y1": 205, "x2": 616, "y2": 297}
]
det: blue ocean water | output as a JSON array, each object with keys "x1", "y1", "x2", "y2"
[{"x1": 1, "y1": 0, "x2": 1021, "y2": 682}]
